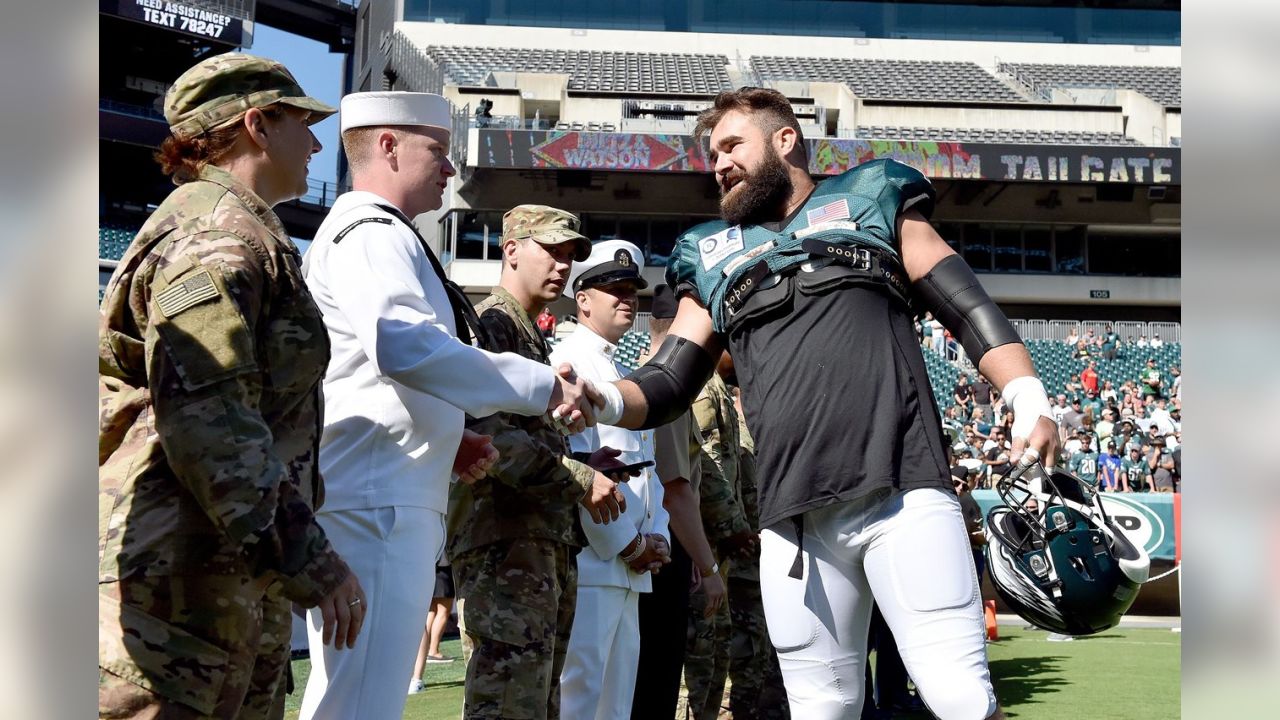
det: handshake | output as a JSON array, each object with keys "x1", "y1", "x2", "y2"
[
  {"x1": 621, "y1": 532, "x2": 671, "y2": 575},
  {"x1": 546, "y1": 362, "x2": 620, "y2": 435}
]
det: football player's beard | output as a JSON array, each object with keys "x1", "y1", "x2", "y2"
[{"x1": 718, "y1": 147, "x2": 793, "y2": 226}]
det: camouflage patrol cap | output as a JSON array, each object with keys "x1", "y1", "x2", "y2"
[
  {"x1": 164, "y1": 52, "x2": 336, "y2": 138},
  {"x1": 502, "y1": 205, "x2": 591, "y2": 261}
]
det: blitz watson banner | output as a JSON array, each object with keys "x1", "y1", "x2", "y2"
[
  {"x1": 103, "y1": 0, "x2": 245, "y2": 46},
  {"x1": 474, "y1": 129, "x2": 1180, "y2": 185},
  {"x1": 973, "y1": 490, "x2": 1178, "y2": 561}
]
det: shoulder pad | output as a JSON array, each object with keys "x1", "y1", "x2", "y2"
[
  {"x1": 827, "y1": 159, "x2": 935, "y2": 224},
  {"x1": 665, "y1": 219, "x2": 732, "y2": 294}
]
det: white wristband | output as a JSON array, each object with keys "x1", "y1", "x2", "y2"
[
  {"x1": 595, "y1": 378, "x2": 625, "y2": 426},
  {"x1": 1002, "y1": 376, "x2": 1054, "y2": 440}
]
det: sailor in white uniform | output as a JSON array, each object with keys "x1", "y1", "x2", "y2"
[
  {"x1": 299, "y1": 91, "x2": 598, "y2": 720},
  {"x1": 552, "y1": 240, "x2": 672, "y2": 720}
]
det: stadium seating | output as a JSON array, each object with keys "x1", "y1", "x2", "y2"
[
  {"x1": 1001, "y1": 63, "x2": 1181, "y2": 107},
  {"x1": 99, "y1": 224, "x2": 137, "y2": 262},
  {"x1": 427, "y1": 46, "x2": 733, "y2": 94},
  {"x1": 614, "y1": 331, "x2": 652, "y2": 371},
  {"x1": 855, "y1": 126, "x2": 1139, "y2": 146},
  {"x1": 752, "y1": 56, "x2": 1026, "y2": 103},
  {"x1": 1023, "y1": 339, "x2": 1182, "y2": 401}
]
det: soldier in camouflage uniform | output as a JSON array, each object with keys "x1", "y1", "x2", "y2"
[
  {"x1": 683, "y1": 372, "x2": 753, "y2": 720},
  {"x1": 451, "y1": 205, "x2": 629, "y2": 720},
  {"x1": 98, "y1": 53, "x2": 364, "y2": 719},
  {"x1": 726, "y1": 384, "x2": 790, "y2": 720}
]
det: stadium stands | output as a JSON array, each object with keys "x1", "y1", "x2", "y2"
[
  {"x1": 428, "y1": 46, "x2": 733, "y2": 94},
  {"x1": 855, "y1": 126, "x2": 1139, "y2": 146},
  {"x1": 1024, "y1": 339, "x2": 1181, "y2": 401},
  {"x1": 1001, "y1": 63, "x2": 1181, "y2": 107},
  {"x1": 753, "y1": 56, "x2": 1026, "y2": 103},
  {"x1": 99, "y1": 224, "x2": 137, "y2": 262}
]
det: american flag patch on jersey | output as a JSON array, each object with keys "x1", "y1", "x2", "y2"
[
  {"x1": 806, "y1": 198, "x2": 850, "y2": 226},
  {"x1": 156, "y1": 270, "x2": 219, "y2": 317}
]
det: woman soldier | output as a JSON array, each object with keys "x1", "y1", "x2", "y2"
[{"x1": 98, "y1": 53, "x2": 364, "y2": 718}]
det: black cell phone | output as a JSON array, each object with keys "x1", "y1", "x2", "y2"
[{"x1": 609, "y1": 460, "x2": 654, "y2": 475}]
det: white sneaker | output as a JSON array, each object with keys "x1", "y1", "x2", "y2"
[
  {"x1": 408, "y1": 678, "x2": 425, "y2": 695},
  {"x1": 1046, "y1": 633, "x2": 1075, "y2": 642}
]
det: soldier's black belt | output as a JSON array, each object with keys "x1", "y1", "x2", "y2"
[{"x1": 723, "y1": 240, "x2": 911, "y2": 322}]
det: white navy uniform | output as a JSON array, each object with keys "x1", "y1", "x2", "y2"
[
  {"x1": 298, "y1": 91, "x2": 559, "y2": 720},
  {"x1": 552, "y1": 241, "x2": 670, "y2": 720}
]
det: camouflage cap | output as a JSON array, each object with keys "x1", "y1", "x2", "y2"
[
  {"x1": 164, "y1": 52, "x2": 336, "y2": 138},
  {"x1": 502, "y1": 205, "x2": 591, "y2": 261}
]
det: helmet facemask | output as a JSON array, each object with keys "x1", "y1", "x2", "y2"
[{"x1": 985, "y1": 464, "x2": 1150, "y2": 635}]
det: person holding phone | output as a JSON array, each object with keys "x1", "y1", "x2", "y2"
[{"x1": 552, "y1": 240, "x2": 672, "y2": 719}]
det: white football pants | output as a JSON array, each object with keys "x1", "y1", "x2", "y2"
[{"x1": 760, "y1": 487, "x2": 996, "y2": 720}]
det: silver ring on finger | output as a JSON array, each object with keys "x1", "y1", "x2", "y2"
[{"x1": 348, "y1": 598, "x2": 362, "y2": 607}]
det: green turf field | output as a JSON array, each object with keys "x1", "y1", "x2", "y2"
[{"x1": 285, "y1": 626, "x2": 1180, "y2": 719}]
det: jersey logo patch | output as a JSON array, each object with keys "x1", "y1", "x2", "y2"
[
  {"x1": 698, "y1": 226, "x2": 745, "y2": 271},
  {"x1": 156, "y1": 270, "x2": 219, "y2": 318},
  {"x1": 806, "y1": 198, "x2": 850, "y2": 226}
]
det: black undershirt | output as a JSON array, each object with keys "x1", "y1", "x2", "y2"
[{"x1": 728, "y1": 281, "x2": 952, "y2": 530}]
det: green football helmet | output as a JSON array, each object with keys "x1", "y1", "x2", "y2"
[{"x1": 985, "y1": 463, "x2": 1150, "y2": 636}]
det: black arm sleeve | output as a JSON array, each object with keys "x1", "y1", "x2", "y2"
[
  {"x1": 623, "y1": 335, "x2": 716, "y2": 429},
  {"x1": 912, "y1": 254, "x2": 1022, "y2": 364}
]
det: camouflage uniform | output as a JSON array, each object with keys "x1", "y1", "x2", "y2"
[
  {"x1": 683, "y1": 374, "x2": 750, "y2": 720},
  {"x1": 98, "y1": 53, "x2": 343, "y2": 720},
  {"x1": 98, "y1": 163, "x2": 347, "y2": 717},
  {"x1": 449, "y1": 206, "x2": 594, "y2": 720},
  {"x1": 727, "y1": 416, "x2": 790, "y2": 720}
]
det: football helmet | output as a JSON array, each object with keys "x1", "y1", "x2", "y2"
[{"x1": 985, "y1": 462, "x2": 1150, "y2": 635}]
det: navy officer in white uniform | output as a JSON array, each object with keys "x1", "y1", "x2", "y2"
[
  {"x1": 299, "y1": 91, "x2": 601, "y2": 720},
  {"x1": 552, "y1": 240, "x2": 673, "y2": 720}
]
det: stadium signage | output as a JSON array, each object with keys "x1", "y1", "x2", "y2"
[
  {"x1": 1096, "y1": 494, "x2": 1167, "y2": 560},
  {"x1": 105, "y1": 0, "x2": 244, "y2": 45},
  {"x1": 475, "y1": 130, "x2": 1180, "y2": 185},
  {"x1": 1090, "y1": 289, "x2": 1111, "y2": 299}
]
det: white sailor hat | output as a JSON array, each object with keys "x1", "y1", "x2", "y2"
[
  {"x1": 565, "y1": 239, "x2": 648, "y2": 298},
  {"x1": 339, "y1": 91, "x2": 452, "y2": 134}
]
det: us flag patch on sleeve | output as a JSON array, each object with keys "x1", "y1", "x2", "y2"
[{"x1": 156, "y1": 270, "x2": 220, "y2": 317}]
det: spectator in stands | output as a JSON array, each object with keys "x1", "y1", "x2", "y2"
[
  {"x1": 1072, "y1": 339, "x2": 1092, "y2": 360},
  {"x1": 535, "y1": 306, "x2": 557, "y2": 338},
  {"x1": 1169, "y1": 366, "x2": 1182, "y2": 402},
  {"x1": 1098, "y1": 442, "x2": 1124, "y2": 493},
  {"x1": 1064, "y1": 327, "x2": 1080, "y2": 346},
  {"x1": 1150, "y1": 439, "x2": 1177, "y2": 493},
  {"x1": 1063, "y1": 372, "x2": 1082, "y2": 398},
  {"x1": 971, "y1": 373, "x2": 993, "y2": 421},
  {"x1": 1136, "y1": 334, "x2": 1149, "y2": 348},
  {"x1": 1067, "y1": 433, "x2": 1099, "y2": 487},
  {"x1": 1061, "y1": 397, "x2": 1085, "y2": 437},
  {"x1": 1117, "y1": 418, "x2": 1142, "y2": 456},
  {"x1": 1100, "y1": 379, "x2": 1119, "y2": 405},
  {"x1": 941, "y1": 405, "x2": 965, "y2": 437},
  {"x1": 1122, "y1": 446, "x2": 1151, "y2": 492},
  {"x1": 1150, "y1": 333, "x2": 1164, "y2": 349},
  {"x1": 1050, "y1": 394, "x2": 1070, "y2": 428},
  {"x1": 1149, "y1": 397, "x2": 1176, "y2": 436},
  {"x1": 952, "y1": 374, "x2": 973, "y2": 412},
  {"x1": 1096, "y1": 409, "x2": 1116, "y2": 448},
  {"x1": 1169, "y1": 405, "x2": 1181, "y2": 433},
  {"x1": 97, "y1": 53, "x2": 366, "y2": 718},
  {"x1": 928, "y1": 312, "x2": 945, "y2": 353},
  {"x1": 953, "y1": 470, "x2": 987, "y2": 587},
  {"x1": 1102, "y1": 324, "x2": 1121, "y2": 360},
  {"x1": 1171, "y1": 438, "x2": 1182, "y2": 490},
  {"x1": 1082, "y1": 390, "x2": 1104, "y2": 423},
  {"x1": 1140, "y1": 357, "x2": 1164, "y2": 399},
  {"x1": 1081, "y1": 361, "x2": 1099, "y2": 395}
]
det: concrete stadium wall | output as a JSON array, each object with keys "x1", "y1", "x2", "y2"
[{"x1": 854, "y1": 102, "x2": 1125, "y2": 133}]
